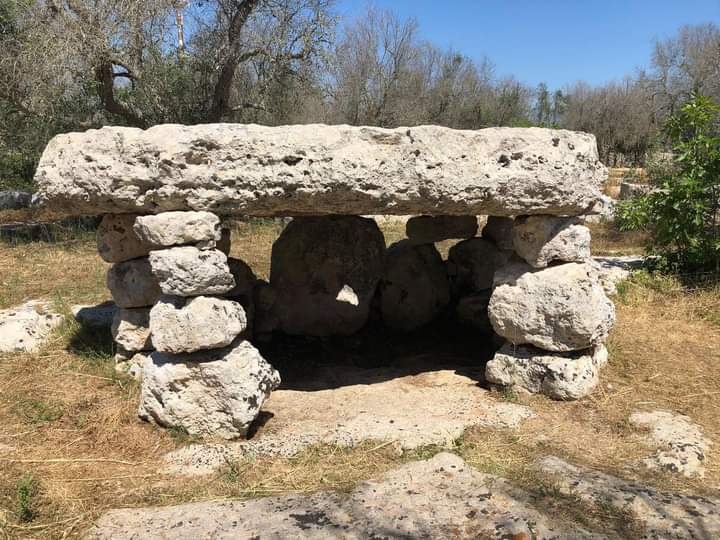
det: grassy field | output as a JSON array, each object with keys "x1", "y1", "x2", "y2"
[{"x1": 0, "y1": 215, "x2": 719, "y2": 538}]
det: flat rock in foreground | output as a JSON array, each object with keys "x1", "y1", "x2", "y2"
[
  {"x1": 0, "y1": 300, "x2": 62, "y2": 353},
  {"x1": 89, "y1": 453, "x2": 598, "y2": 539},
  {"x1": 35, "y1": 124, "x2": 605, "y2": 217}
]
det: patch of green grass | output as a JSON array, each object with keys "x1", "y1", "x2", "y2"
[
  {"x1": 15, "y1": 399, "x2": 64, "y2": 424},
  {"x1": 16, "y1": 473, "x2": 38, "y2": 522},
  {"x1": 500, "y1": 386, "x2": 519, "y2": 403}
]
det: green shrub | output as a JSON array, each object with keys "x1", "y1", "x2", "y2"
[{"x1": 16, "y1": 473, "x2": 38, "y2": 522}]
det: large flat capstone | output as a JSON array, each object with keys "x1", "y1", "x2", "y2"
[{"x1": 35, "y1": 125, "x2": 605, "y2": 217}]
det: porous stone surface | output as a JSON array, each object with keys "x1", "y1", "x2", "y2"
[
  {"x1": 96, "y1": 214, "x2": 152, "y2": 263},
  {"x1": 91, "y1": 453, "x2": 598, "y2": 539},
  {"x1": 0, "y1": 300, "x2": 62, "y2": 353},
  {"x1": 149, "y1": 296, "x2": 246, "y2": 354},
  {"x1": 582, "y1": 194, "x2": 616, "y2": 223},
  {"x1": 35, "y1": 125, "x2": 606, "y2": 217},
  {"x1": 455, "y1": 290, "x2": 493, "y2": 333},
  {"x1": 405, "y1": 215, "x2": 478, "y2": 244},
  {"x1": 489, "y1": 261, "x2": 615, "y2": 352},
  {"x1": 115, "y1": 352, "x2": 148, "y2": 380},
  {"x1": 111, "y1": 308, "x2": 153, "y2": 352},
  {"x1": 133, "y1": 211, "x2": 221, "y2": 249},
  {"x1": 540, "y1": 456, "x2": 720, "y2": 539},
  {"x1": 269, "y1": 216, "x2": 386, "y2": 336},
  {"x1": 629, "y1": 410, "x2": 711, "y2": 478},
  {"x1": 481, "y1": 215, "x2": 514, "y2": 250},
  {"x1": 591, "y1": 256, "x2": 645, "y2": 296},
  {"x1": 106, "y1": 258, "x2": 162, "y2": 308},
  {"x1": 161, "y1": 363, "x2": 533, "y2": 475},
  {"x1": 71, "y1": 301, "x2": 117, "y2": 328},
  {"x1": 379, "y1": 241, "x2": 450, "y2": 331},
  {"x1": 447, "y1": 238, "x2": 512, "y2": 294},
  {"x1": 0, "y1": 190, "x2": 31, "y2": 210},
  {"x1": 512, "y1": 215, "x2": 591, "y2": 268},
  {"x1": 148, "y1": 247, "x2": 235, "y2": 297},
  {"x1": 139, "y1": 340, "x2": 280, "y2": 439},
  {"x1": 486, "y1": 343, "x2": 608, "y2": 400}
]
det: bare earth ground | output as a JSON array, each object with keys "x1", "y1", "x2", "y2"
[{"x1": 0, "y1": 216, "x2": 719, "y2": 538}]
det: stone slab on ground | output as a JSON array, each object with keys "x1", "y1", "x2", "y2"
[
  {"x1": 71, "y1": 301, "x2": 117, "y2": 328},
  {"x1": 629, "y1": 410, "x2": 711, "y2": 478},
  {"x1": 0, "y1": 300, "x2": 62, "y2": 353},
  {"x1": 35, "y1": 125, "x2": 606, "y2": 217},
  {"x1": 590, "y1": 255, "x2": 645, "y2": 296},
  {"x1": 540, "y1": 455, "x2": 720, "y2": 539},
  {"x1": 161, "y1": 364, "x2": 533, "y2": 476},
  {"x1": 90, "y1": 453, "x2": 600, "y2": 539}
]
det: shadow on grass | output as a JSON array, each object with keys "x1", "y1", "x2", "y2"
[
  {"x1": 66, "y1": 322, "x2": 115, "y2": 364},
  {"x1": 0, "y1": 216, "x2": 100, "y2": 245}
]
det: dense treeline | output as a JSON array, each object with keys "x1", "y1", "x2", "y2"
[{"x1": 1, "y1": 1, "x2": 719, "y2": 190}]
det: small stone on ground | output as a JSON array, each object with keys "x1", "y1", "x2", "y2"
[
  {"x1": 0, "y1": 300, "x2": 62, "y2": 353},
  {"x1": 71, "y1": 301, "x2": 117, "y2": 328}
]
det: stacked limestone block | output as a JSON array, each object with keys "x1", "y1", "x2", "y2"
[
  {"x1": 485, "y1": 216, "x2": 615, "y2": 400},
  {"x1": 98, "y1": 212, "x2": 280, "y2": 439}
]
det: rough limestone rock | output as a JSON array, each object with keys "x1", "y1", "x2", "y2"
[
  {"x1": 91, "y1": 453, "x2": 598, "y2": 539},
  {"x1": 0, "y1": 190, "x2": 31, "y2": 210},
  {"x1": 0, "y1": 300, "x2": 62, "y2": 353},
  {"x1": 540, "y1": 456, "x2": 720, "y2": 540},
  {"x1": 111, "y1": 308, "x2": 153, "y2": 352},
  {"x1": 486, "y1": 343, "x2": 608, "y2": 400},
  {"x1": 489, "y1": 261, "x2": 615, "y2": 352},
  {"x1": 481, "y1": 215, "x2": 514, "y2": 250},
  {"x1": 150, "y1": 296, "x2": 246, "y2": 353},
  {"x1": 106, "y1": 258, "x2": 162, "y2": 308},
  {"x1": 591, "y1": 256, "x2": 645, "y2": 296},
  {"x1": 115, "y1": 352, "x2": 148, "y2": 380},
  {"x1": 629, "y1": 410, "x2": 711, "y2": 478},
  {"x1": 35, "y1": 125, "x2": 606, "y2": 217},
  {"x1": 405, "y1": 215, "x2": 478, "y2": 244},
  {"x1": 133, "y1": 211, "x2": 221, "y2": 249},
  {"x1": 148, "y1": 247, "x2": 235, "y2": 296},
  {"x1": 269, "y1": 216, "x2": 386, "y2": 336},
  {"x1": 455, "y1": 290, "x2": 493, "y2": 333},
  {"x1": 447, "y1": 237, "x2": 512, "y2": 294},
  {"x1": 379, "y1": 241, "x2": 450, "y2": 331},
  {"x1": 139, "y1": 340, "x2": 280, "y2": 439},
  {"x1": 71, "y1": 301, "x2": 117, "y2": 328},
  {"x1": 96, "y1": 214, "x2": 152, "y2": 263},
  {"x1": 512, "y1": 215, "x2": 591, "y2": 268},
  {"x1": 582, "y1": 194, "x2": 616, "y2": 224}
]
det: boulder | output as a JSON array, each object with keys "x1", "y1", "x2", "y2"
[
  {"x1": 485, "y1": 343, "x2": 608, "y2": 400},
  {"x1": 582, "y1": 194, "x2": 616, "y2": 224},
  {"x1": 106, "y1": 258, "x2": 162, "y2": 308},
  {"x1": 455, "y1": 290, "x2": 493, "y2": 333},
  {"x1": 489, "y1": 261, "x2": 615, "y2": 352},
  {"x1": 150, "y1": 296, "x2": 247, "y2": 354},
  {"x1": 35, "y1": 125, "x2": 606, "y2": 217},
  {"x1": 115, "y1": 352, "x2": 148, "y2": 380},
  {"x1": 0, "y1": 300, "x2": 62, "y2": 353},
  {"x1": 405, "y1": 215, "x2": 478, "y2": 244},
  {"x1": 379, "y1": 241, "x2": 450, "y2": 331},
  {"x1": 96, "y1": 214, "x2": 152, "y2": 263},
  {"x1": 111, "y1": 308, "x2": 153, "y2": 352},
  {"x1": 447, "y1": 238, "x2": 512, "y2": 294},
  {"x1": 512, "y1": 215, "x2": 591, "y2": 268},
  {"x1": 148, "y1": 247, "x2": 235, "y2": 296},
  {"x1": 138, "y1": 340, "x2": 281, "y2": 439},
  {"x1": 71, "y1": 301, "x2": 117, "y2": 328},
  {"x1": 269, "y1": 216, "x2": 386, "y2": 336},
  {"x1": 133, "y1": 211, "x2": 221, "y2": 249},
  {"x1": 0, "y1": 191, "x2": 31, "y2": 210},
  {"x1": 481, "y1": 216, "x2": 514, "y2": 250}
]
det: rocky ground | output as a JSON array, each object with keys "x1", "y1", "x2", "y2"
[{"x1": 0, "y1": 218, "x2": 719, "y2": 539}]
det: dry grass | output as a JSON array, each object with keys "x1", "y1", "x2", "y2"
[
  {"x1": 1, "y1": 218, "x2": 719, "y2": 538},
  {"x1": 588, "y1": 221, "x2": 648, "y2": 256}
]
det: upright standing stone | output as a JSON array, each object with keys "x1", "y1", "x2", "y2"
[
  {"x1": 447, "y1": 238, "x2": 512, "y2": 294},
  {"x1": 405, "y1": 215, "x2": 478, "y2": 244},
  {"x1": 148, "y1": 247, "x2": 235, "y2": 296},
  {"x1": 512, "y1": 215, "x2": 591, "y2": 268},
  {"x1": 107, "y1": 258, "x2": 162, "y2": 308},
  {"x1": 97, "y1": 214, "x2": 151, "y2": 263},
  {"x1": 482, "y1": 216, "x2": 514, "y2": 250},
  {"x1": 111, "y1": 308, "x2": 153, "y2": 352}
]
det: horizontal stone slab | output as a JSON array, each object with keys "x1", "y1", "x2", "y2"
[{"x1": 35, "y1": 124, "x2": 606, "y2": 217}]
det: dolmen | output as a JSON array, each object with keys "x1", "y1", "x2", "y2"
[{"x1": 34, "y1": 124, "x2": 613, "y2": 438}]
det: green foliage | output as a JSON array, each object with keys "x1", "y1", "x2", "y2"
[
  {"x1": 16, "y1": 473, "x2": 38, "y2": 522},
  {"x1": 16, "y1": 399, "x2": 65, "y2": 424},
  {"x1": 618, "y1": 95, "x2": 720, "y2": 271}
]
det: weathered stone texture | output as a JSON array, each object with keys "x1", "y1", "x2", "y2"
[
  {"x1": 133, "y1": 211, "x2": 221, "y2": 248},
  {"x1": 106, "y1": 258, "x2": 162, "y2": 308},
  {"x1": 71, "y1": 301, "x2": 117, "y2": 328},
  {"x1": 0, "y1": 300, "x2": 62, "y2": 353},
  {"x1": 150, "y1": 296, "x2": 247, "y2": 353},
  {"x1": 489, "y1": 261, "x2": 615, "y2": 352},
  {"x1": 405, "y1": 215, "x2": 478, "y2": 244},
  {"x1": 148, "y1": 247, "x2": 235, "y2": 296},
  {"x1": 379, "y1": 241, "x2": 450, "y2": 331},
  {"x1": 35, "y1": 125, "x2": 606, "y2": 217},
  {"x1": 96, "y1": 214, "x2": 151, "y2": 263},
  {"x1": 513, "y1": 215, "x2": 591, "y2": 268},
  {"x1": 269, "y1": 216, "x2": 386, "y2": 336},
  {"x1": 111, "y1": 308, "x2": 153, "y2": 352},
  {"x1": 139, "y1": 340, "x2": 280, "y2": 439}
]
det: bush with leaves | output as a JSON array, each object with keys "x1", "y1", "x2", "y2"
[{"x1": 619, "y1": 95, "x2": 720, "y2": 272}]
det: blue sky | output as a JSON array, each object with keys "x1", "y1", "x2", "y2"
[{"x1": 336, "y1": 0, "x2": 720, "y2": 90}]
